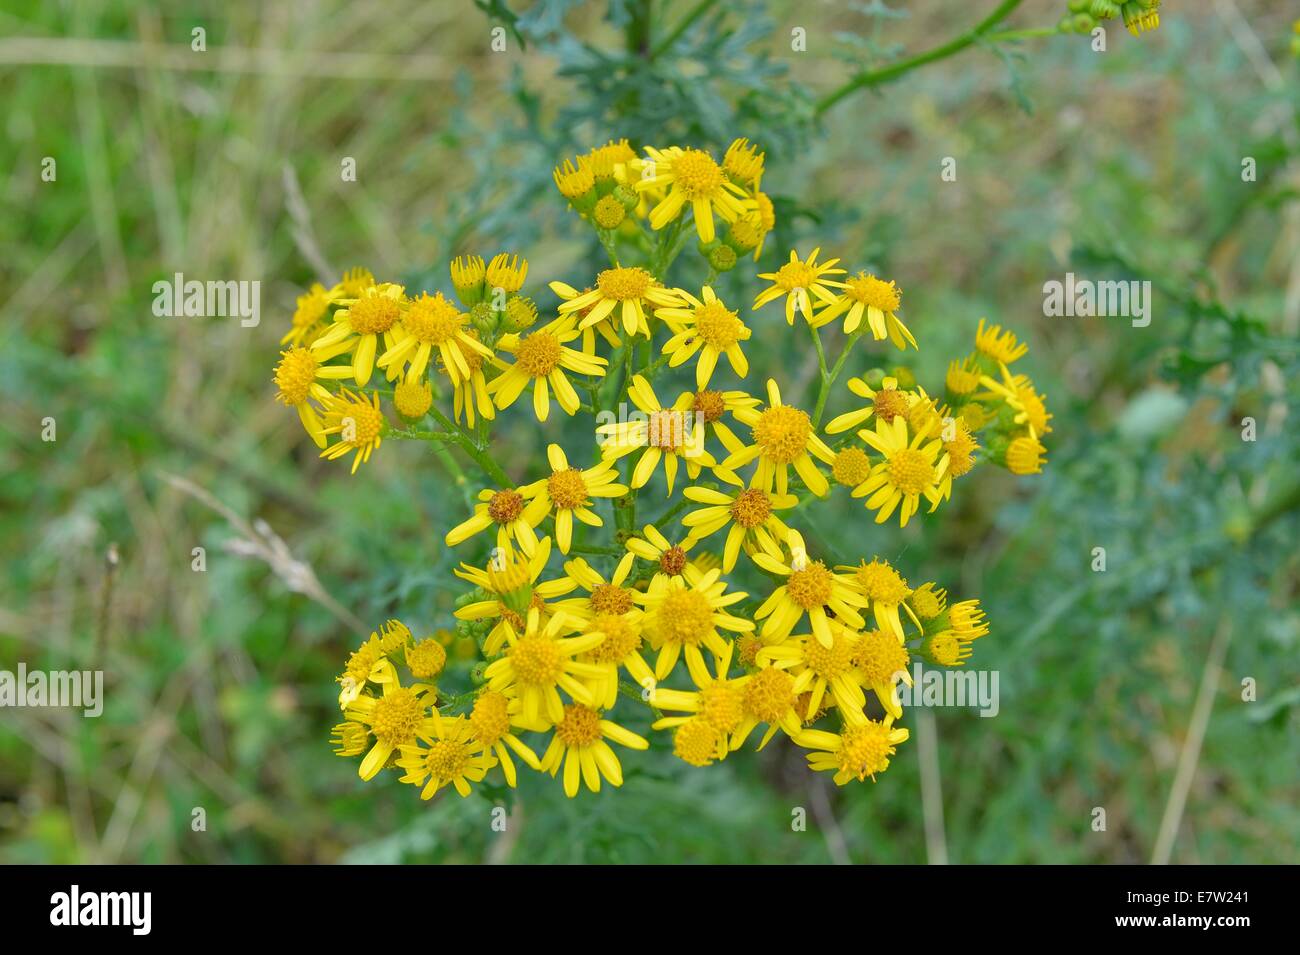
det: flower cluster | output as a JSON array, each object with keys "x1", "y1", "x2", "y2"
[
  {"x1": 1059, "y1": 0, "x2": 1161, "y2": 36},
  {"x1": 282, "y1": 135, "x2": 1052, "y2": 799}
]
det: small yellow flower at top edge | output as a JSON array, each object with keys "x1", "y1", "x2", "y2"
[
  {"x1": 751, "y1": 529, "x2": 866, "y2": 648},
  {"x1": 444, "y1": 485, "x2": 545, "y2": 557},
  {"x1": 818, "y1": 272, "x2": 917, "y2": 350},
  {"x1": 852, "y1": 414, "x2": 948, "y2": 527},
  {"x1": 796, "y1": 714, "x2": 909, "y2": 784},
  {"x1": 824, "y1": 375, "x2": 911, "y2": 436},
  {"x1": 974, "y1": 317, "x2": 1029, "y2": 365},
  {"x1": 724, "y1": 378, "x2": 837, "y2": 497},
  {"x1": 639, "y1": 564, "x2": 753, "y2": 680},
  {"x1": 635, "y1": 145, "x2": 750, "y2": 243},
  {"x1": 514, "y1": 444, "x2": 628, "y2": 554},
  {"x1": 318, "y1": 388, "x2": 386, "y2": 474},
  {"x1": 752, "y1": 247, "x2": 845, "y2": 326},
  {"x1": 483, "y1": 606, "x2": 604, "y2": 728},
  {"x1": 273, "y1": 344, "x2": 357, "y2": 448},
  {"x1": 594, "y1": 375, "x2": 720, "y2": 495},
  {"x1": 538, "y1": 703, "x2": 649, "y2": 797},
  {"x1": 488, "y1": 314, "x2": 607, "y2": 422},
  {"x1": 395, "y1": 712, "x2": 498, "y2": 798},
  {"x1": 654, "y1": 286, "x2": 752, "y2": 388},
  {"x1": 552, "y1": 266, "x2": 683, "y2": 339},
  {"x1": 680, "y1": 479, "x2": 798, "y2": 573},
  {"x1": 758, "y1": 622, "x2": 867, "y2": 722},
  {"x1": 311, "y1": 282, "x2": 407, "y2": 386}
]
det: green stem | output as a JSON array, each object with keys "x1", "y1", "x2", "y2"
[
  {"x1": 428, "y1": 405, "x2": 511, "y2": 486},
  {"x1": 650, "y1": 0, "x2": 719, "y2": 59},
  {"x1": 815, "y1": 0, "x2": 1027, "y2": 117},
  {"x1": 812, "y1": 329, "x2": 863, "y2": 429}
]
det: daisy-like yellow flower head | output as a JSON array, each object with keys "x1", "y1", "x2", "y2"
[
  {"x1": 516, "y1": 444, "x2": 628, "y2": 554},
  {"x1": 640, "y1": 564, "x2": 753, "y2": 680},
  {"x1": 311, "y1": 282, "x2": 406, "y2": 386},
  {"x1": 724, "y1": 379, "x2": 836, "y2": 497},
  {"x1": 553, "y1": 157, "x2": 596, "y2": 202},
  {"x1": 852, "y1": 415, "x2": 948, "y2": 526},
  {"x1": 445, "y1": 485, "x2": 545, "y2": 557},
  {"x1": 595, "y1": 375, "x2": 716, "y2": 494},
  {"x1": 282, "y1": 282, "x2": 336, "y2": 347},
  {"x1": 819, "y1": 272, "x2": 917, "y2": 350},
  {"x1": 824, "y1": 375, "x2": 910, "y2": 435},
  {"x1": 273, "y1": 344, "x2": 356, "y2": 448},
  {"x1": 752, "y1": 247, "x2": 845, "y2": 325},
  {"x1": 318, "y1": 388, "x2": 386, "y2": 474},
  {"x1": 980, "y1": 362, "x2": 1053, "y2": 438},
  {"x1": 798, "y1": 714, "x2": 909, "y2": 784},
  {"x1": 636, "y1": 145, "x2": 750, "y2": 242},
  {"x1": 538, "y1": 704, "x2": 649, "y2": 797},
  {"x1": 377, "y1": 290, "x2": 493, "y2": 386},
  {"x1": 484, "y1": 607, "x2": 604, "y2": 726},
  {"x1": 343, "y1": 674, "x2": 437, "y2": 780},
  {"x1": 681, "y1": 481, "x2": 798, "y2": 572},
  {"x1": 946, "y1": 356, "x2": 982, "y2": 396},
  {"x1": 489, "y1": 315, "x2": 607, "y2": 422},
  {"x1": 844, "y1": 556, "x2": 913, "y2": 637},
  {"x1": 395, "y1": 713, "x2": 497, "y2": 799},
  {"x1": 1006, "y1": 434, "x2": 1047, "y2": 475},
  {"x1": 552, "y1": 267, "x2": 683, "y2": 339},
  {"x1": 450, "y1": 254, "x2": 487, "y2": 304},
  {"x1": 655, "y1": 286, "x2": 752, "y2": 388},
  {"x1": 752, "y1": 530, "x2": 867, "y2": 647}
]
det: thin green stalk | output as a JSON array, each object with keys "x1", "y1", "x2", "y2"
[
  {"x1": 650, "y1": 0, "x2": 719, "y2": 59},
  {"x1": 812, "y1": 328, "x2": 863, "y2": 429},
  {"x1": 815, "y1": 0, "x2": 1026, "y2": 117},
  {"x1": 427, "y1": 405, "x2": 511, "y2": 486}
]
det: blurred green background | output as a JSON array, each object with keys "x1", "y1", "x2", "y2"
[{"x1": 1, "y1": 0, "x2": 1297, "y2": 864}]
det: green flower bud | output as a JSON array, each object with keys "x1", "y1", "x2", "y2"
[
  {"x1": 503, "y1": 294, "x2": 538, "y2": 333},
  {"x1": 889, "y1": 366, "x2": 917, "y2": 390},
  {"x1": 469, "y1": 301, "x2": 498, "y2": 337},
  {"x1": 707, "y1": 244, "x2": 737, "y2": 272},
  {"x1": 613, "y1": 183, "x2": 639, "y2": 211}
]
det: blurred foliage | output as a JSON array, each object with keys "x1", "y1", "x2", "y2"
[{"x1": 0, "y1": 0, "x2": 1296, "y2": 864}]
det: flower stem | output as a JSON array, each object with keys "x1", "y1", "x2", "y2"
[{"x1": 815, "y1": 0, "x2": 1028, "y2": 117}]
